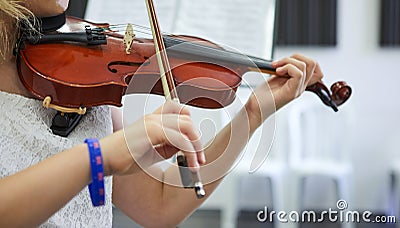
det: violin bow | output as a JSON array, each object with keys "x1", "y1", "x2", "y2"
[{"x1": 145, "y1": 0, "x2": 206, "y2": 199}]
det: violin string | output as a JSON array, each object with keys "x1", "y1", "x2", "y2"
[
  {"x1": 99, "y1": 23, "x2": 270, "y2": 64},
  {"x1": 103, "y1": 23, "x2": 227, "y2": 52}
]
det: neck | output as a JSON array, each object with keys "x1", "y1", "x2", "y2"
[
  {"x1": 0, "y1": 55, "x2": 34, "y2": 98},
  {"x1": 163, "y1": 36, "x2": 276, "y2": 74}
]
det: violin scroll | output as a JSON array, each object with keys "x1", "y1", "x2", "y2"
[
  {"x1": 306, "y1": 81, "x2": 352, "y2": 112},
  {"x1": 331, "y1": 81, "x2": 352, "y2": 106}
]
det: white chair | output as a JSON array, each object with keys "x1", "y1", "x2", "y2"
[
  {"x1": 286, "y1": 94, "x2": 354, "y2": 228},
  {"x1": 385, "y1": 134, "x2": 400, "y2": 227},
  {"x1": 236, "y1": 107, "x2": 290, "y2": 228},
  {"x1": 389, "y1": 162, "x2": 400, "y2": 228}
]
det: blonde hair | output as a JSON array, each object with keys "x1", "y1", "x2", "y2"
[{"x1": 0, "y1": 0, "x2": 36, "y2": 60}]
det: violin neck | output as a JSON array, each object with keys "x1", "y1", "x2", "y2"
[{"x1": 163, "y1": 36, "x2": 276, "y2": 74}]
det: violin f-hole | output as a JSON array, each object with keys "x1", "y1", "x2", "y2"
[{"x1": 107, "y1": 60, "x2": 149, "y2": 73}]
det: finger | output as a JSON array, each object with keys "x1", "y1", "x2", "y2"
[
  {"x1": 275, "y1": 64, "x2": 304, "y2": 96},
  {"x1": 197, "y1": 150, "x2": 206, "y2": 165},
  {"x1": 147, "y1": 123, "x2": 196, "y2": 156},
  {"x1": 160, "y1": 127, "x2": 200, "y2": 170},
  {"x1": 272, "y1": 56, "x2": 306, "y2": 72},
  {"x1": 291, "y1": 53, "x2": 317, "y2": 86},
  {"x1": 157, "y1": 115, "x2": 205, "y2": 169},
  {"x1": 273, "y1": 57, "x2": 307, "y2": 86},
  {"x1": 182, "y1": 150, "x2": 201, "y2": 172},
  {"x1": 153, "y1": 100, "x2": 191, "y2": 116},
  {"x1": 155, "y1": 143, "x2": 206, "y2": 165},
  {"x1": 275, "y1": 64, "x2": 304, "y2": 83},
  {"x1": 290, "y1": 54, "x2": 324, "y2": 87},
  {"x1": 307, "y1": 62, "x2": 324, "y2": 85},
  {"x1": 156, "y1": 114, "x2": 202, "y2": 152},
  {"x1": 149, "y1": 124, "x2": 200, "y2": 172},
  {"x1": 314, "y1": 63, "x2": 324, "y2": 77},
  {"x1": 154, "y1": 144, "x2": 179, "y2": 159},
  {"x1": 145, "y1": 114, "x2": 204, "y2": 157}
]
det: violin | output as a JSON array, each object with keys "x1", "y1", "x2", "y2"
[
  {"x1": 16, "y1": 16, "x2": 351, "y2": 116},
  {"x1": 16, "y1": 11, "x2": 351, "y2": 199}
]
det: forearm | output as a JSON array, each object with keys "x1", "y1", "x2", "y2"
[
  {"x1": 162, "y1": 104, "x2": 263, "y2": 214},
  {"x1": 113, "y1": 104, "x2": 269, "y2": 227},
  {"x1": 0, "y1": 144, "x2": 91, "y2": 227}
]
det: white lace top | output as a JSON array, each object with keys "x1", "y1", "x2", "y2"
[{"x1": 0, "y1": 91, "x2": 113, "y2": 227}]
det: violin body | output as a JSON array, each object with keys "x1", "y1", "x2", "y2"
[
  {"x1": 17, "y1": 16, "x2": 351, "y2": 112},
  {"x1": 18, "y1": 34, "x2": 131, "y2": 108},
  {"x1": 18, "y1": 17, "x2": 245, "y2": 110}
]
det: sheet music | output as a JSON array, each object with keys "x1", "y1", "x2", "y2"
[
  {"x1": 85, "y1": 0, "x2": 178, "y2": 33},
  {"x1": 172, "y1": 0, "x2": 276, "y2": 58}
]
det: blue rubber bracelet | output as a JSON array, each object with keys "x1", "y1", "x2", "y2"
[{"x1": 85, "y1": 138, "x2": 105, "y2": 207}]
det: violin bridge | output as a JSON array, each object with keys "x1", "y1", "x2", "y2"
[{"x1": 123, "y1": 23, "x2": 135, "y2": 54}]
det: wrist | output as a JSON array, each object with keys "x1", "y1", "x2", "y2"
[
  {"x1": 99, "y1": 130, "x2": 133, "y2": 176},
  {"x1": 245, "y1": 84, "x2": 277, "y2": 126},
  {"x1": 98, "y1": 137, "x2": 111, "y2": 176},
  {"x1": 244, "y1": 93, "x2": 275, "y2": 132}
]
